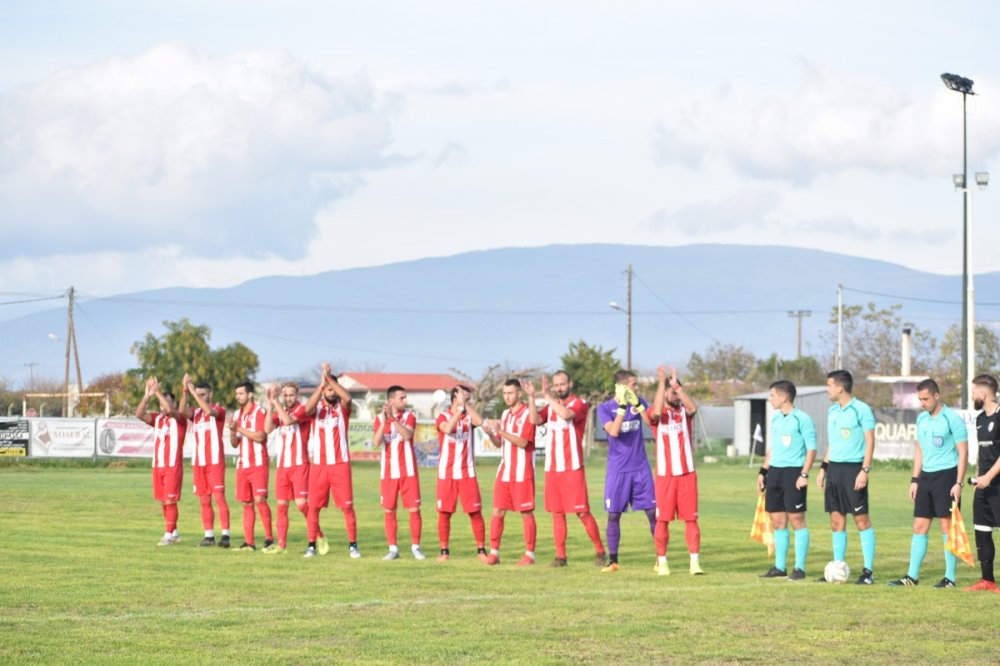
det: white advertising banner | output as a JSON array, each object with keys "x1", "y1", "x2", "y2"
[
  {"x1": 29, "y1": 418, "x2": 95, "y2": 458},
  {"x1": 96, "y1": 418, "x2": 201, "y2": 459}
]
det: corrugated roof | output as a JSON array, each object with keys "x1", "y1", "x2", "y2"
[{"x1": 339, "y1": 372, "x2": 466, "y2": 392}]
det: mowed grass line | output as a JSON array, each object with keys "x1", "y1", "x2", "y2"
[{"x1": 0, "y1": 458, "x2": 995, "y2": 664}]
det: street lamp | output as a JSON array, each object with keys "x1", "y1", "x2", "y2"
[{"x1": 941, "y1": 72, "x2": 978, "y2": 409}]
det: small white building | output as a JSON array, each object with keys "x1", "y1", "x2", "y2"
[
  {"x1": 733, "y1": 386, "x2": 830, "y2": 459},
  {"x1": 337, "y1": 372, "x2": 466, "y2": 420}
]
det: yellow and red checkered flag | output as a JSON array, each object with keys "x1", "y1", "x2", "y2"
[
  {"x1": 947, "y1": 502, "x2": 975, "y2": 566},
  {"x1": 749, "y1": 492, "x2": 774, "y2": 555}
]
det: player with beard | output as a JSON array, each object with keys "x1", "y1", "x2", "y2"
[
  {"x1": 230, "y1": 381, "x2": 274, "y2": 551},
  {"x1": 136, "y1": 377, "x2": 188, "y2": 546},
  {"x1": 648, "y1": 365, "x2": 704, "y2": 576},
  {"x1": 303, "y1": 363, "x2": 359, "y2": 559},
  {"x1": 374, "y1": 385, "x2": 424, "y2": 561},
  {"x1": 526, "y1": 371, "x2": 607, "y2": 568},
  {"x1": 435, "y1": 385, "x2": 487, "y2": 562},
  {"x1": 180, "y1": 374, "x2": 231, "y2": 548},
  {"x1": 264, "y1": 381, "x2": 312, "y2": 554},
  {"x1": 966, "y1": 375, "x2": 1000, "y2": 591}
]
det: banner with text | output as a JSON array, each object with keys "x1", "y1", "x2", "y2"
[
  {"x1": 29, "y1": 418, "x2": 95, "y2": 458},
  {"x1": 0, "y1": 419, "x2": 29, "y2": 457}
]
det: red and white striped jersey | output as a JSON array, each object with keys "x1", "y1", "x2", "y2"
[
  {"x1": 541, "y1": 396, "x2": 589, "y2": 473},
  {"x1": 374, "y1": 410, "x2": 418, "y2": 480},
  {"x1": 436, "y1": 407, "x2": 476, "y2": 480},
  {"x1": 191, "y1": 404, "x2": 225, "y2": 467},
  {"x1": 310, "y1": 401, "x2": 351, "y2": 466},
  {"x1": 234, "y1": 402, "x2": 268, "y2": 469},
  {"x1": 496, "y1": 402, "x2": 536, "y2": 483},
  {"x1": 652, "y1": 406, "x2": 696, "y2": 477},
  {"x1": 272, "y1": 403, "x2": 311, "y2": 469},
  {"x1": 150, "y1": 412, "x2": 187, "y2": 469}
]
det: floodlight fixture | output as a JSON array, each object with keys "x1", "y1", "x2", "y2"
[{"x1": 941, "y1": 73, "x2": 975, "y2": 95}]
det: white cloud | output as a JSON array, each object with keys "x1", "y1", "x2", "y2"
[
  {"x1": 644, "y1": 189, "x2": 781, "y2": 234},
  {"x1": 654, "y1": 64, "x2": 1000, "y2": 185},
  {"x1": 0, "y1": 44, "x2": 398, "y2": 260}
]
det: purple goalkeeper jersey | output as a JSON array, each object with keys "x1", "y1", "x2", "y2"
[{"x1": 598, "y1": 397, "x2": 651, "y2": 473}]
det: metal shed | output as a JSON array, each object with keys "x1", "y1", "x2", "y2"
[{"x1": 733, "y1": 386, "x2": 830, "y2": 459}]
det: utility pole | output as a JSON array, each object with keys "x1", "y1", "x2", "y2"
[
  {"x1": 63, "y1": 287, "x2": 83, "y2": 416},
  {"x1": 626, "y1": 264, "x2": 632, "y2": 370},
  {"x1": 24, "y1": 362, "x2": 38, "y2": 391},
  {"x1": 787, "y1": 310, "x2": 812, "y2": 360}
]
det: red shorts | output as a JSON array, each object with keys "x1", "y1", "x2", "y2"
[
  {"x1": 153, "y1": 465, "x2": 183, "y2": 502},
  {"x1": 276, "y1": 464, "x2": 310, "y2": 502},
  {"x1": 236, "y1": 465, "x2": 269, "y2": 503},
  {"x1": 436, "y1": 477, "x2": 483, "y2": 514},
  {"x1": 192, "y1": 463, "x2": 226, "y2": 497},
  {"x1": 308, "y1": 463, "x2": 355, "y2": 510},
  {"x1": 544, "y1": 468, "x2": 591, "y2": 514},
  {"x1": 493, "y1": 477, "x2": 535, "y2": 512},
  {"x1": 381, "y1": 474, "x2": 421, "y2": 510},
  {"x1": 655, "y1": 472, "x2": 699, "y2": 522}
]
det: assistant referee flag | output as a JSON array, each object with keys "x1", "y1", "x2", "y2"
[
  {"x1": 947, "y1": 502, "x2": 975, "y2": 566},
  {"x1": 750, "y1": 492, "x2": 774, "y2": 555}
]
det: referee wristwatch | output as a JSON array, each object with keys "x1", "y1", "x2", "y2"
[
  {"x1": 861, "y1": 466, "x2": 871, "y2": 473},
  {"x1": 799, "y1": 472, "x2": 809, "y2": 479}
]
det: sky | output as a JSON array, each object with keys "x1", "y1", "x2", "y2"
[{"x1": 2, "y1": 1, "x2": 1000, "y2": 305}]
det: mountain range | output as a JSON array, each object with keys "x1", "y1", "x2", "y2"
[{"x1": 2, "y1": 244, "x2": 995, "y2": 385}]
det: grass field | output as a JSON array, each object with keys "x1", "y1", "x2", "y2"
[{"x1": 0, "y1": 455, "x2": 995, "y2": 664}]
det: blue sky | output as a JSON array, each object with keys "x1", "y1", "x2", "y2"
[{"x1": 2, "y1": 1, "x2": 1000, "y2": 300}]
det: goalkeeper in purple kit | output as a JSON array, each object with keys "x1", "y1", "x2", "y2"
[{"x1": 597, "y1": 370, "x2": 657, "y2": 572}]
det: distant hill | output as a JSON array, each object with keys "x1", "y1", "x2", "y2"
[{"x1": 1, "y1": 244, "x2": 995, "y2": 385}]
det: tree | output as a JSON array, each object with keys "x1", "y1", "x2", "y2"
[
  {"x1": 78, "y1": 372, "x2": 130, "y2": 417},
  {"x1": 821, "y1": 302, "x2": 936, "y2": 378},
  {"x1": 126, "y1": 319, "x2": 259, "y2": 409},
  {"x1": 936, "y1": 323, "x2": 1000, "y2": 403},
  {"x1": 559, "y1": 340, "x2": 622, "y2": 403},
  {"x1": 450, "y1": 362, "x2": 547, "y2": 418},
  {"x1": 755, "y1": 354, "x2": 826, "y2": 388},
  {"x1": 687, "y1": 342, "x2": 758, "y2": 383},
  {"x1": 819, "y1": 302, "x2": 936, "y2": 407}
]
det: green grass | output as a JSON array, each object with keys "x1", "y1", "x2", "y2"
[{"x1": 0, "y1": 457, "x2": 994, "y2": 664}]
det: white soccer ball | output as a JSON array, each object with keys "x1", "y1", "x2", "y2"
[{"x1": 824, "y1": 560, "x2": 851, "y2": 584}]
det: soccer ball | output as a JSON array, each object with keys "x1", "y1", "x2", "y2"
[{"x1": 824, "y1": 560, "x2": 851, "y2": 584}]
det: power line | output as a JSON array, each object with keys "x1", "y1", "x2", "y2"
[
  {"x1": 0, "y1": 294, "x2": 66, "y2": 306},
  {"x1": 631, "y1": 272, "x2": 720, "y2": 343},
  {"x1": 841, "y1": 285, "x2": 1000, "y2": 307}
]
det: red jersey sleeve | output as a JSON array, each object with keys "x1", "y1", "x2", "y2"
[
  {"x1": 436, "y1": 411, "x2": 449, "y2": 433},
  {"x1": 253, "y1": 409, "x2": 267, "y2": 432},
  {"x1": 570, "y1": 399, "x2": 589, "y2": 426},
  {"x1": 521, "y1": 419, "x2": 536, "y2": 445},
  {"x1": 402, "y1": 412, "x2": 417, "y2": 430}
]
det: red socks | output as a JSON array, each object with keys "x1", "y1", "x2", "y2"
[
  {"x1": 257, "y1": 501, "x2": 273, "y2": 541},
  {"x1": 199, "y1": 496, "x2": 213, "y2": 531},
  {"x1": 343, "y1": 508, "x2": 357, "y2": 543},
  {"x1": 163, "y1": 503, "x2": 178, "y2": 532},
  {"x1": 470, "y1": 511, "x2": 486, "y2": 549},
  {"x1": 307, "y1": 506, "x2": 321, "y2": 542},
  {"x1": 655, "y1": 521, "x2": 669, "y2": 557},
  {"x1": 384, "y1": 511, "x2": 398, "y2": 546},
  {"x1": 490, "y1": 514, "x2": 505, "y2": 551},
  {"x1": 553, "y1": 512, "x2": 568, "y2": 559},
  {"x1": 578, "y1": 512, "x2": 605, "y2": 553},
  {"x1": 685, "y1": 520, "x2": 701, "y2": 554},
  {"x1": 277, "y1": 503, "x2": 290, "y2": 548},
  {"x1": 243, "y1": 504, "x2": 256, "y2": 544},
  {"x1": 438, "y1": 512, "x2": 452, "y2": 549},
  {"x1": 214, "y1": 492, "x2": 230, "y2": 531},
  {"x1": 522, "y1": 513, "x2": 536, "y2": 552},
  {"x1": 409, "y1": 510, "x2": 422, "y2": 544}
]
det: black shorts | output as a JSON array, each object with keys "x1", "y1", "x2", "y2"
[
  {"x1": 765, "y1": 467, "x2": 807, "y2": 514},
  {"x1": 914, "y1": 467, "x2": 958, "y2": 519},
  {"x1": 973, "y1": 485, "x2": 1000, "y2": 529},
  {"x1": 824, "y1": 462, "x2": 869, "y2": 516}
]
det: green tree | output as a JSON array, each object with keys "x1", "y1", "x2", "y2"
[
  {"x1": 935, "y1": 323, "x2": 1000, "y2": 403},
  {"x1": 687, "y1": 342, "x2": 758, "y2": 383},
  {"x1": 755, "y1": 354, "x2": 826, "y2": 388},
  {"x1": 559, "y1": 340, "x2": 622, "y2": 402},
  {"x1": 820, "y1": 302, "x2": 936, "y2": 407},
  {"x1": 126, "y1": 319, "x2": 259, "y2": 409}
]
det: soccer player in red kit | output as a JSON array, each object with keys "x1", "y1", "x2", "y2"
[
  {"x1": 373, "y1": 385, "x2": 424, "y2": 560},
  {"x1": 180, "y1": 374, "x2": 231, "y2": 548},
  {"x1": 136, "y1": 377, "x2": 188, "y2": 546},
  {"x1": 230, "y1": 381, "x2": 273, "y2": 551},
  {"x1": 435, "y1": 385, "x2": 487, "y2": 562},
  {"x1": 648, "y1": 365, "x2": 703, "y2": 576},
  {"x1": 527, "y1": 372, "x2": 607, "y2": 568},
  {"x1": 483, "y1": 378, "x2": 538, "y2": 566},
  {"x1": 264, "y1": 381, "x2": 312, "y2": 554},
  {"x1": 302, "y1": 363, "x2": 360, "y2": 559}
]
